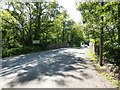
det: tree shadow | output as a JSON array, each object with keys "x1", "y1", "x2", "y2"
[
  {"x1": 55, "y1": 79, "x2": 66, "y2": 86},
  {"x1": 1, "y1": 48, "x2": 92, "y2": 87}
]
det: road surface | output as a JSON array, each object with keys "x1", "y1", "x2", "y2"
[{"x1": 0, "y1": 48, "x2": 115, "y2": 88}]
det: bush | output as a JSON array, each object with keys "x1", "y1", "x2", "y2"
[
  {"x1": 2, "y1": 46, "x2": 41, "y2": 58},
  {"x1": 103, "y1": 44, "x2": 120, "y2": 65}
]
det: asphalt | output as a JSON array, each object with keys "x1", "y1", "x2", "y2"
[{"x1": 0, "y1": 48, "x2": 115, "y2": 88}]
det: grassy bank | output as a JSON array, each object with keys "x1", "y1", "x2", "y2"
[{"x1": 88, "y1": 51, "x2": 119, "y2": 88}]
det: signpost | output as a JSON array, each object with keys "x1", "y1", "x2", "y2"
[{"x1": 32, "y1": 40, "x2": 40, "y2": 44}]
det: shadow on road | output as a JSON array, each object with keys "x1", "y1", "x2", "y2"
[{"x1": 1, "y1": 48, "x2": 92, "y2": 87}]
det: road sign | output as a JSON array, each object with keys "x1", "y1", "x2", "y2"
[{"x1": 32, "y1": 40, "x2": 40, "y2": 44}]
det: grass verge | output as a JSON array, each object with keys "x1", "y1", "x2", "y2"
[{"x1": 88, "y1": 51, "x2": 119, "y2": 88}]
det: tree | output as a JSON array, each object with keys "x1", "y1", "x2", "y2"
[
  {"x1": 77, "y1": 2, "x2": 120, "y2": 65},
  {"x1": 1, "y1": 1, "x2": 85, "y2": 57},
  {"x1": 99, "y1": 1, "x2": 104, "y2": 66}
]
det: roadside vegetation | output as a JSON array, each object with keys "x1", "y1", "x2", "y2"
[
  {"x1": 1, "y1": 1, "x2": 119, "y2": 86},
  {"x1": 0, "y1": 1, "x2": 120, "y2": 88},
  {"x1": 77, "y1": 2, "x2": 120, "y2": 66},
  {"x1": 89, "y1": 51, "x2": 118, "y2": 88},
  {"x1": 76, "y1": 2, "x2": 120, "y2": 88},
  {"x1": 1, "y1": 1, "x2": 85, "y2": 58}
]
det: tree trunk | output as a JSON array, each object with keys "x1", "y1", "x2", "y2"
[
  {"x1": 34, "y1": 2, "x2": 42, "y2": 40},
  {"x1": 28, "y1": 3, "x2": 32, "y2": 45},
  {"x1": 62, "y1": 21, "x2": 65, "y2": 43},
  {"x1": 118, "y1": 3, "x2": 120, "y2": 46},
  {"x1": 99, "y1": 1, "x2": 104, "y2": 66}
]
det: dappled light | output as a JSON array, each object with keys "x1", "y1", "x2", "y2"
[
  {"x1": 1, "y1": 1, "x2": 119, "y2": 88},
  {"x1": 1, "y1": 48, "x2": 90, "y2": 87},
  {"x1": 1, "y1": 48, "x2": 115, "y2": 88}
]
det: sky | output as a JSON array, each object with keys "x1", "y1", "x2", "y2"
[{"x1": 58, "y1": 0, "x2": 82, "y2": 23}]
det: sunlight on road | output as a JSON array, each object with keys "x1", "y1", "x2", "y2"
[
  {"x1": 0, "y1": 48, "x2": 115, "y2": 88},
  {"x1": 59, "y1": 48, "x2": 86, "y2": 58}
]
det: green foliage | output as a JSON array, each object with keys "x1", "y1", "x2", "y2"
[
  {"x1": 2, "y1": 46, "x2": 41, "y2": 58},
  {"x1": 89, "y1": 52, "x2": 98, "y2": 63},
  {"x1": 90, "y1": 39, "x2": 95, "y2": 44},
  {"x1": 77, "y1": 2, "x2": 120, "y2": 65},
  {"x1": 104, "y1": 72, "x2": 119, "y2": 88},
  {"x1": 1, "y1": 1, "x2": 85, "y2": 58}
]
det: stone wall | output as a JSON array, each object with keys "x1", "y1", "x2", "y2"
[
  {"x1": 46, "y1": 43, "x2": 69, "y2": 50},
  {"x1": 106, "y1": 63, "x2": 119, "y2": 79}
]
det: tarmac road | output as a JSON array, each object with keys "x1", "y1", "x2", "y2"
[{"x1": 0, "y1": 48, "x2": 115, "y2": 88}]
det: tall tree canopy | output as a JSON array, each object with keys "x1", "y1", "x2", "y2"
[
  {"x1": 1, "y1": 1, "x2": 84, "y2": 57},
  {"x1": 77, "y1": 2, "x2": 120, "y2": 65}
]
